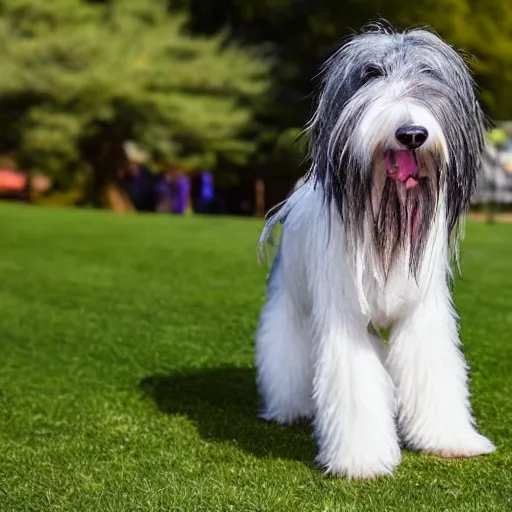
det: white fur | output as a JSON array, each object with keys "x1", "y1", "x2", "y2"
[{"x1": 255, "y1": 101, "x2": 495, "y2": 479}]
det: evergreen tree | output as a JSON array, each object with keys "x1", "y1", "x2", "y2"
[{"x1": 0, "y1": 0, "x2": 268, "y2": 207}]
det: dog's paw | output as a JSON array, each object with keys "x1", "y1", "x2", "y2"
[
  {"x1": 421, "y1": 432, "x2": 496, "y2": 459},
  {"x1": 316, "y1": 446, "x2": 402, "y2": 480},
  {"x1": 258, "y1": 406, "x2": 313, "y2": 426}
]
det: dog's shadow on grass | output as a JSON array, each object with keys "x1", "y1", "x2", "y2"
[{"x1": 140, "y1": 367, "x2": 316, "y2": 464}]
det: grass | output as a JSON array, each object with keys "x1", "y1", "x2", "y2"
[{"x1": 0, "y1": 202, "x2": 511, "y2": 512}]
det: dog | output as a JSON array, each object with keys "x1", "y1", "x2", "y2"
[{"x1": 255, "y1": 23, "x2": 496, "y2": 479}]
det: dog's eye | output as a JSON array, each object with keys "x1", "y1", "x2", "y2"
[
  {"x1": 362, "y1": 65, "x2": 383, "y2": 83},
  {"x1": 422, "y1": 68, "x2": 440, "y2": 79}
]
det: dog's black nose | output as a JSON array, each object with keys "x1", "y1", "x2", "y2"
[{"x1": 395, "y1": 125, "x2": 428, "y2": 149}]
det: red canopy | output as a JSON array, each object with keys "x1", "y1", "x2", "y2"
[{"x1": 0, "y1": 170, "x2": 27, "y2": 192}]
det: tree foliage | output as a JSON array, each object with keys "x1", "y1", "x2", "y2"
[
  {"x1": 0, "y1": 0, "x2": 268, "y2": 203},
  {"x1": 2, "y1": 0, "x2": 512, "y2": 205}
]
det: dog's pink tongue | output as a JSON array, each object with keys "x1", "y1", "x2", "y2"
[{"x1": 386, "y1": 150, "x2": 419, "y2": 190}]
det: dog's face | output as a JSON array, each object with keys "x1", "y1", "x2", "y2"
[{"x1": 309, "y1": 25, "x2": 484, "y2": 274}]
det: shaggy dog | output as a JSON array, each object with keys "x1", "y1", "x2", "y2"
[{"x1": 255, "y1": 23, "x2": 495, "y2": 479}]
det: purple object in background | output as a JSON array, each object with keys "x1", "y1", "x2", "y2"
[
  {"x1": 200, "y1": 172, "x2": 214, "y2": 202},
  {"x1": 192, "y1": 171, "x2": 215, "y2": 213},
  {"x1": 156, "y1": 178, "x2": 172, "y2": 213},
  {"x1": 123, "y1": 165, "x2": 159, "y2": 212},
  {"x1": 170, "y1": 174, "x2": 190, "y2": 214}
]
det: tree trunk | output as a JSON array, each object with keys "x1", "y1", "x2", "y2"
[
  {"x1": 104, "y1": 183, "x2": 134, "y2": 213},
  {"x1": 90, "y1": 129, "x2": 134, "y2": 212},
  {"x1": 255, "y1": 178, "x2": 265, "y2": 217}
]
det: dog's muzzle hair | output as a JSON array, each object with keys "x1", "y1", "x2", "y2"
[{"x1": 295, "y1": 24, "x2": 485, "y2": 276}]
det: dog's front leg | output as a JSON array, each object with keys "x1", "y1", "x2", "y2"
[
  {"x1": 388, "y1": 273, "x2": 496, "y2": 459},
  {"x1": 312, "y1": 310, "x2": 401, "y2": 479}
]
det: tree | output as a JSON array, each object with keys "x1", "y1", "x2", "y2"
[{"x1": 0, "y1": 0, "x2": 268, "y2": 208}]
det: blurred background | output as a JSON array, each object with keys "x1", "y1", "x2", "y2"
[{"x1": 0, "y1": 0, "x2": 512, "y2": 218}]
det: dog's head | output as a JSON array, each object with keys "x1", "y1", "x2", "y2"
[{"x1": 308, "y1": 23, "x2": 484, "y2": 275}]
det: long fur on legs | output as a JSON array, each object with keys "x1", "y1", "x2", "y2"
[
  {"x1": 255, "y1": 22, "x2": 495, "y2": 479},
  {"x1": 256, "y1": 249, "x2": 315, "y2": 424}
]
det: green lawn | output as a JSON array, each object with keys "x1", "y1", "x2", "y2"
[{"x1": 0, "y1": 202, "x2": 511, "y2": 511}]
